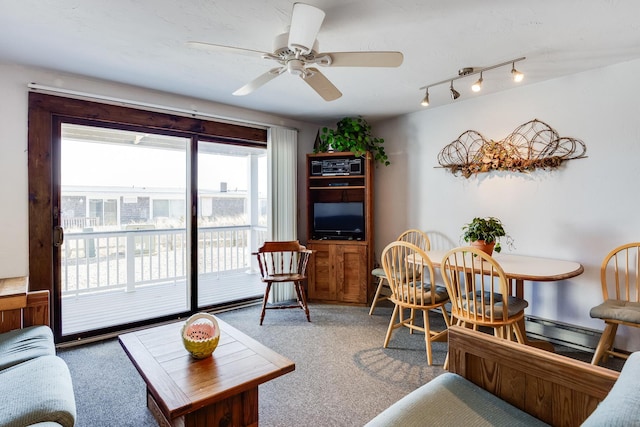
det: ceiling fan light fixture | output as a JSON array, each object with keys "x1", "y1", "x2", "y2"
[
  {"x1": 287, "y1": 59, "x2": 306, "y2": 76},
  {"x1": 287, "y1": 3, "x2": 326, "y2": 54},
  {"x1": 511, "y1": 62, "x2": 524, "y2": 82},
  {"x1": 471, "y1": 72, "x2": 483, "y2": 92},
  {"x1": 421, "y1": 89, "x2": 430, "y2": 106}
]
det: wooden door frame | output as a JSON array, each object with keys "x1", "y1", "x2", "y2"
[{"x1": 28, "y1": 92, "x2": 267, "y2": 338}]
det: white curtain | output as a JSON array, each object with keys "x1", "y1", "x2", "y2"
[{"x1": 267, "y1": 126, "x2": 298, "y2": 301}]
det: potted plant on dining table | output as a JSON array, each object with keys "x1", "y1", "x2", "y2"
[{"x1": 461, "y1": 216, "x2": 514, "y2": 256}]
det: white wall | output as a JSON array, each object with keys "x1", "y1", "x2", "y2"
[
  {"x1": 4, "y1": 59, "x2": 639, "y2": 350},
  {"x1": 0, "y1": 62, "x2": 316, "y2": 278},
  {"x1": 374, "y1": 58, "x2": 640, "y2": 351}
]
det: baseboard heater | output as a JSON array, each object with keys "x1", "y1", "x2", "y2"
[
  {"x1": 429, "y1": 305, "x2": 606, "y2": 353},
  {"x1": 525, "y1": 315, "x2": 602, "y2": 352}
]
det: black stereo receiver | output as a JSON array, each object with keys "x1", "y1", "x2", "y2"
[{"x1": 311, "y1": 158, "x2": 362, "y2": 176}]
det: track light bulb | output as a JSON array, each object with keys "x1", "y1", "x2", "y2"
[
  {"x1": 450, "y1": 82, "x2": 460, "y2": 100},
  {"x1": 471, "y1": 72, "x2": 483, "y2": 92},
  {"x1": 421, "y1": 89, "x2": 430, "y2": 106},
  {"x1": 418, "y1": 57, "x2": 525, "y2": 106},
  {"x1": 511, "y1": 62, "x2": 524, "y2": 82}
]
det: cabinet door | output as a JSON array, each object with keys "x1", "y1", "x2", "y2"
[
  {"x1": 336, "y1": 244, "x2": 368, "y2": 303},
  {"x1": 307, "y1": 244, "x2": 336, "y2": 301}
]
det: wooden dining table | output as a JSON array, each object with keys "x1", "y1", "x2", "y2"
[
  {"x1": 423, "y1": 249, "x2": 584, "y2": 299},
  {"x1": 411, "y1": 249, "x2": 584, "y2": 350}
]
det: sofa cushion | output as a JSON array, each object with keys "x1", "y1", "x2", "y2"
[
  {"x1": 581, "y1": 351, "x2": 640, "y2": 426},
  {"x1": 0, "y1": 325, "x2": 56, "y2": 371},
  {"x1": 0, "y1": 355, "x2": 76, "y2": 427},
  {"x1": 365, "y1": 372, "x2": 549, "y2": 427}
]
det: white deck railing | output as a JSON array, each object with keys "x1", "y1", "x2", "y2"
[{"x1": 61, "y1": 225, "x2": 267, "y2": 297}]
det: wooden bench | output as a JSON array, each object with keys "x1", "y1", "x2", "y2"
[
  {"x1": 368, "y1": 325, "x2": 622, "y2": 427},
  {"x1": 448, "y1": 325, "x2": 619, "y2": 426}
]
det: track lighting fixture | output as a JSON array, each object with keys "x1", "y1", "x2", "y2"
[
  {"x1": 419, "y1": 56, "x2": 525, "y2": 107},
  {"x1": 511, "y1": 62, "x2": 524, "y2": 82},
  {"x1": 450, "y1": 82, "x2": 460, "y2": 100},
  {"x1": 421, "y1": 89, "x2": 430, "y2": 106},
  {"x1": 471, "y1": 72, "x2": 483, "y2": 92}
]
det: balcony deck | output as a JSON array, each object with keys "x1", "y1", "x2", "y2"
[
  {"x1": 59, "y1": 225, "x2": 268, "y2": 336},
  {"x1": 61, "y1": 271, "x2": 264, "y2": 335}
]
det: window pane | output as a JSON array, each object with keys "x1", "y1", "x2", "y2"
[
  {"x1": 197, "y1": 141, "x2": 267, "y2": 307},
  {"x1": 60, "y1": 123, "x2": 189, "y2": 335}
]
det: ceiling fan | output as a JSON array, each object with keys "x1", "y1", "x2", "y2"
[{"x1": 188, "y1": 2, "x2": 403, "y2": 101}]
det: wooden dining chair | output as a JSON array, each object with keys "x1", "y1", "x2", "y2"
[
  {"x1": 440, "y1": 247, "x2": 529, "y2": 351},
  {"x1": 590, "y1": 242, "x2": 640, "y2": 365},
  {"x1": 369, "y1": 229, "x2": 431, "y2": 315},
  {"x1": 253, "y1": 241, "x2": 313, "y2": 325},
  {"x1": 381, "y1": 241, "x2": 449, "y2": 365}
]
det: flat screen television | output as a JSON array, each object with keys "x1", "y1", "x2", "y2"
[{"x1": 313, "y1": 201, "x2": 365, "y2": 239}]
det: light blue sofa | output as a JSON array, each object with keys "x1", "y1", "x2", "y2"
[
  {"x1": 0, "y1": 325, "x2": 76, "y2": 427},
  {"x1": 0, "y1": 289, "x2": 76, "y2": 427},
  {"x1": 367, "y1": 326, "x2": 636, "y2": 427}
]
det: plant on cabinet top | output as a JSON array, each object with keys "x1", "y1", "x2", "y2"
[{"x1": 315, "y1": 116, "x2": 390, "y2": 166}]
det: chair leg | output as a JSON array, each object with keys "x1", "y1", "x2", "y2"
[
  {"x1": 512, "y1": 322, "x2": 527, "y2": 344},
  {"x1": 295, "y1": 281, "x2": 311, "y2": 322},
  {"x1": 260, "y1": 283, "x2": 272, "y2": 325},
  {"x1": 398, "y1": 308, "x2": 415, "y2": 332},
  {"x1": 368, "y1": 276, "x2": 387, "y2": 315},
  {"x1": 444, "y1": 318, "x2": 463, "y2": 370},
  {"x1": 422, "y1": 309, "x2": 433, "y2": 366},
  {"x1": 591, "y1": 323, "x2": 618, "y2": 365},
  {"x1": 440, "y1": 306, "x2": 451, "y2": 327},
  {"x1": 409, "y1": 309, "x2": 415, "y2": 334},
  {"x1": 504, "y1": 325, "x2": 514, "y2": 341},
  {"x1": 493, "y1": 327, "x2": 503, "y2": 339},
  {"x1": 383, "y1": 305, "x2": 400, "y2": 348}
]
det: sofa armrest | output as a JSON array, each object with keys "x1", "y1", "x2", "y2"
[{"x1": 447, "y1": 326, "x2": 619, "y2": 427}]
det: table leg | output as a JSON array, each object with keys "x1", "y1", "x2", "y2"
[
  {"x1": 512, "y1": 279, "x2": 555, "y2": 352},
  {"x1": 514, "y1": 279, "x2": 524, "y2": 300},
  {"x1": 147, "y1": 387, "x2": 259, "y2": 427}
]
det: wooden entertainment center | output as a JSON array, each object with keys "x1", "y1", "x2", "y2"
[{"x1": 305, "y1": 151, "x2": 374, "y2": 304}]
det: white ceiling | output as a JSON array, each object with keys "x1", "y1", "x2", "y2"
[{"x1": 2, "y1": 0, "x2": 640, "y2": 123}]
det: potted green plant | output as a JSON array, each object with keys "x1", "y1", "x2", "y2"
[
  {"x1": 461, "y1": 217, "x2": 514, "y2": 255},
  {"x1": 315, "y1": 116, "x2": 390, "y2": 166}
]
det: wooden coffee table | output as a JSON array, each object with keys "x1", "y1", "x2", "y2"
[{"x1": 119, "y1": 316, "x2": 295, "y2": 427}]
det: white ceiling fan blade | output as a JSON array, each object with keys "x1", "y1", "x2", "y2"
[
  {"x1": 288, "y1": 3, "x2": 325, "y2": 54},
  {"x1": 233, "y1": 68, "x2": 284, "y2": 96},
  {"x1": 186, "y1": 41, "x2": 269, "y2": 57},
  {"x1": 303, "y1": 68, "x2": 342, "y2": 101},
  {"x1": 322, "y1": 51, "x2": 404, "y2": 67}
]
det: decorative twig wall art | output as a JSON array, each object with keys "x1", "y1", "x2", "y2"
[{"x1": 437, "y1": 119, "x2": 587, "y2": 178}]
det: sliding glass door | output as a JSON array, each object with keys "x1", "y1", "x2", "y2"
[
  {"x1": 56, "y1": 124, "x2": 269, "y2": 337},
  {"x1": 28, "y1": 93, "x2": 270, "y2": 342},
  {"x1": 59, "y1": 123, "x2": 190, "y2": 335},
  {"x1": 196, "y1": 141, "x2": 267, "y2": 307}
]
